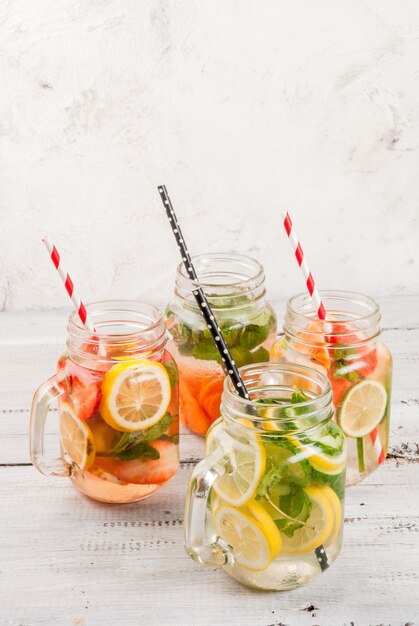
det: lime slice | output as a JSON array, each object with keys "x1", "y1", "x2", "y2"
[
  {"x1": 338, "y1": 379, "x2": 387, "y2": 437},
  {"x1": 280, "y1": 485, "x2": 334, "y2": 554},
  {"x1": 206, "y1": 422, "x2": 265, "y2": 507},
  {"x1": 214, "y1": 505, "x2": 277, "y2": 571}
]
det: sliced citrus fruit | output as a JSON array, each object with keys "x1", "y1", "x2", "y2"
[
  {"x1": 280, "y1": 485, "x2": 334, "y2": 554},
  {"x1": 100, "y1": 359, "x2": 171, "y2": 432},
  {"x1": 246, "y1": 499, "x2": 282, "y2": 558},
  {"x1": 369, "y1": 343, "x2": 392, "y2": 383},
  {"x1": 294, "y1": 320, "x2": 331, "y2": 369},
  {"x1": 198, "y1": 378, "x2": 224, "y2": 424},
  {"x1": 289, "y1": 436, "x2": 346, "y2": 476},
  {"x1": 60, "y1": 403, "x2": 96, "y2": 470},
  {"x1": 321, "y1": 485, "x2": 343, "y2": 547},
  {"x1": 206, "y1": 421, "x2": 265, "y2": 506},
  {"x1": 269, "y1": 335, "x2": 287, "y2": 360},
  {"x1": 214, "y1": 505, "x2": 275, "y2": 571},
  {"x1": 337, "y1": 379, "x2": 387, "y2": 438},
  {"x1": 308, "y1": 448, "x2": 346, "y2": 475}
]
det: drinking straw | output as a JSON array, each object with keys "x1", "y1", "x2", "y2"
[
  {"x1": 157, "y1": 186, "x2": 249, "y2": 400},
  {"x1": 158, "y1": 186, "x2": 329, "y2": 572},
  {"x1": 42, "y1": 237, "x2": 105, "y2": 355},
  {"x1": 281, "y1": 211, "x2": 385, "y2": 466}
]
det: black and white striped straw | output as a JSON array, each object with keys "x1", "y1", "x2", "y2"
[
  {"x1": 157, "y1": 185, "x2": 329, "y2": 572},
  {"x1": 158, "y1": 184, "x2": 250, "y2": 401}
]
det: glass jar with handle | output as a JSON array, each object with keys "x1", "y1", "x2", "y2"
[
  {"x1": 184, "y1": 362, "x2": 345, "y2": 591},
  {"x1": 30, "y1": 300, "x2": 179, "y2": 503}
]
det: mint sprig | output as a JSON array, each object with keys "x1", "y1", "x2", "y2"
[{"x1": 100, "y1": 412, "x2": 173, "y2": 461}]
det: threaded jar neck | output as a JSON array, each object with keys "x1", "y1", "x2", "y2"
[
  {"x1": 175, "y1": 252, "x2": 266, "y2": 310},
  {"x1": 284, "y1": 290, "x2": 381, "y2": 350},
  {"x1": 67, "y1": 300, "x2": 167, "y2": 363}
]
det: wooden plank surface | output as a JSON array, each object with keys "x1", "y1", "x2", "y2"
[{"x1": 0, "y1": 297, "x2": 418, "y2": 626}]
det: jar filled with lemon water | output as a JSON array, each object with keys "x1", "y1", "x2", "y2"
[
  {"x1": 184, "y1": 362, "x2": 345, "y2": 591},
  {"x1": 271, "y1": 291, "x2": 392, "y2": 485},
  {"x1": 30, "y1": 301, "x2": 179, "y2": 503}
]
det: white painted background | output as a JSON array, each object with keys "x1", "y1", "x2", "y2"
[{"x1": 1, "y1": 0, "x2": 418, "y2": 312}]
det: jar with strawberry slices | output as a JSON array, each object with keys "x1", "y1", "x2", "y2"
[
  {"x1": 272, "y1": 291, "x2": 392, "y2": 485},
  {"x1": 165, "y1": 253, "x2": 277, "y2": 436},
  {"x1": 30, "y1": 301, "x2": 179, "y2": 503}
]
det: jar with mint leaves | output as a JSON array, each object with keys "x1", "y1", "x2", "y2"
[{"x1": 165, "y1": 253, "x2": 277, "y2": 436}]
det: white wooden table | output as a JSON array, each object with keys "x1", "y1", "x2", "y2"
[{"x1": 0, "y1": 298, "x2": 418, "y2": 626}]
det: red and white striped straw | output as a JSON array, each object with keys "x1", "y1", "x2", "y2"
[
  {"x1": 42, "y1": 238, "x2": 105, "y2": 356},
  {"x1": 281, "y1": 210, "x2": 385, "y2": 465}
]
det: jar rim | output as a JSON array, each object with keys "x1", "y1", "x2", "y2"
[
  {"x1": 221, "y1": 362, "x2": 333, "y2": 430},
  {"x1": 176, "y1": 252, "x2": 264, "y2": 291},
  {"x1": 284, "y1": 290, "x2": 381, "y2": 346},
  {"x1": 68, "y1": 299, "x2": 164, "y2": 339},
  {"x1": 287, "y1": 290, "x2": 380, "y2": 324}
]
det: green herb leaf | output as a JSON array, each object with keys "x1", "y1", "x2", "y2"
[
  {"x1": 111, "y1": 413, "x2": 173, "y2": 457},
  {"x1": 257, "y1": 465, "x2": 284, "y2": 498},
  {"x1": 274, "y1": 484, "x2": 312, "y2": 537},
  {"x1": 311, "y1": 467, "x2": 346, "y2": 500},
  {"x1": 115, "y1": 441, "x2": 160, "y2": 462},
  {"x1": 164, "y1": 361, "x2": 178, "y2": 388},
  {"x1": 291, "y1": 388, "x2": 309, "y2": 404}
]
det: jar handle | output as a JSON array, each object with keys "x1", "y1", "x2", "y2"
[
  {"x1": 30, "y1": 371, "x2": 71, "y2": 477},
  {"x1": 184, "y1": 447, "x2": 232, "y2": 568}
]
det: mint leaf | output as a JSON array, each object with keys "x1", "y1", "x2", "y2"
[
  {"x1": 291, "y1": 388, "x2": 309, "y2": 404},
  {"x1": 115, "y1": 441, "x2": 160, "y2": 462},
  {"x1": 192, "y1": 339, "x2": 221, "y2": 363},
  {"x1": 111, "y1": 413, "x2": 173, "y2": 456},
  {"x1": 274, "y1": 484, "x2": 312, "y2": 537},
  {"x1": 164, "y1": 361, "x2": 178, "y2": 388},
  {"x1": 143, "y1": 412, "x2": 173, "y2": 442},
  {"x1": 240, "y1": 322, "x2": 269, "y2": 351},
  {"x1": 257, "y1": 465, "x2": 284, "y2": 498},
  {"x1": 221, "y1": 322, "x2": 244, "y2": 347},
  {"x1": 311, "y1": 467, "x2": 345, "y2": 499},
  {"x1": 249, "y1": 346, "x2": 270, "y2": 363}
]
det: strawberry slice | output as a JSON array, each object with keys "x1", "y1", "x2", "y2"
[
  {"x1": 69, "y1": 363, "x2": 102, "y2": 421},
  {"x1": 71, "y1": 376, "x2": 102, "y2": 420},
  {"x1": 114, "y1": 440, "x2": 178, "y2": 485}
]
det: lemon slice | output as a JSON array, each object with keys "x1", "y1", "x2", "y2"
[
  {"x1": 308, "y1": 449, "x2": 346, "y2": 475},
  {"x1": 214, "y1": 505, "x2": 275, "y2": 571},
  {"x1": 100, "y1": 359, "x2": 171, "y2": 432},
  {"x1": 288, "y1": 437, "x2": 346, "y2": 476},
  {"x1": 60, "y1": 403, "x2": 96, "y2": 470},
  {"x1": 280, "y1": 485, "x2": 334, "y2": 554},
  {"x1": 206, "y1": 421, "x2": 265, "y2": 507},
  {"x1": 247, "y1": 500, "x2": 282, "y2": 558},
  {"x1": 338, "y1": 380, "x2": 387, "y2": 437},
  {"x1": 321, "y1": 485, "x2": 343, "y2": 547}
]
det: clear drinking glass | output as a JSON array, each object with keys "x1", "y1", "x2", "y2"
[
  {"x1": 272, "y1": 291, "x2": 392, "y2": 485},
  {"x1": 184, "y1": 362, "x2": 345, "y2": 591},
  {"x1": 166, "y1": 252, "x2": 277, "y2": 436},
  {"x1": 30, "y1": 300, "x2": 179, "y2": 503}
]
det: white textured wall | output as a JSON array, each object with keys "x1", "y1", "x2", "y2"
[{"x1": 1, "y1": 0, "x2": 418, "y2": 312}]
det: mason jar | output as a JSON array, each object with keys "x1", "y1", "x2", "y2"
[
  {"x1": 30, "y1": 300, "x2": 179, "y2": 503},
  {"x1": 166, "y1": 252, "x2": 277, "y2": 436},
  {"x1": 184, "y1": 362, "x2": 345, "y2": 591},
  {"x1": 272, "y1": 290, "x2": 392, "y2": 485}
]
